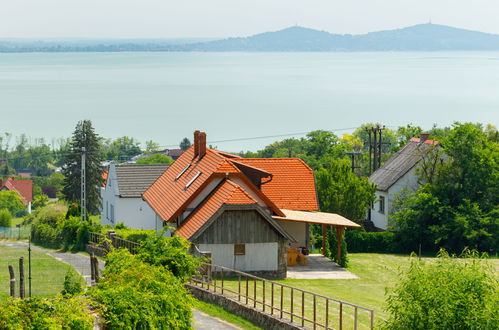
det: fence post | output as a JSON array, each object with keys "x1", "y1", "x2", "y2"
[
  {"x1": 93, "y1": 256, "x2": 100, "y2": 283},
  {"x1": 8, "y1": 265, "x2": 15, "y2": 297},
  {"x1": 90, "y1": 255, "x2": 95, "y2": 284},
  {"x1": 19, "y1": 257, "x2": 25, "y2": 299}
]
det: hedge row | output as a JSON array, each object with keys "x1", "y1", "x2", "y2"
[{"x1": 346, "y1": 229, "x2": 403, "y2": 253}]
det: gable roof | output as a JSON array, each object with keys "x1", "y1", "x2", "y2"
[
  {"x1": 175, "y1": 180, "x2": 258, "y2": 239},
  {"x1": 1, "y1": 178, "x2": 33, "y2": 203},
  {"x1": 235, "y1": 158, "x2": 319, "y2": 211},
  {"x1": 115, "y1": 164, "x2": 169, "y2": 198},
  {"x1": 370, "y1": 138, "x2": 439, "y2": 192}
]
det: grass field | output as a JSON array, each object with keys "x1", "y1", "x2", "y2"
[
  {"x1": 0, "y1": 243, "x2": 75, "y2": 299},
  {"x1": 205, "y1": 253, "x2": 499, "y2": 328}
]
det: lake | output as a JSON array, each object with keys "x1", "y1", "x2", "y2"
[{"x1": 0, "y1": 52, "x2": 498, "y2": 151}]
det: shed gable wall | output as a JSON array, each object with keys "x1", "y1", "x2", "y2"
[{"x1": 195, "y1": 210, "x2": 281, "y2": 244}]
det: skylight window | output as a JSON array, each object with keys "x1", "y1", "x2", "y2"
[
  {"x1": 175, "y1": 164, "x2": 191, "y2": 181},
  {"x1": 184, "y1": 171, "x2": 202, "y2": 190}
]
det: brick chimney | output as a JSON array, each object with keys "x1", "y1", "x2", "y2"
[
  {"x1": 193, "y1": 130, "x2": 200, "y2": 157},
  {"x1": 199, "y1": 132, "x2": 207, "y2": 158},
  {"x1": 420, "y1": 133, "x2": 430, "y2": 142}
]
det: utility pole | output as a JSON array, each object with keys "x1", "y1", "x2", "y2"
[
  {"x1": 81, "y1": 147, "x2": 86, "y2": 222},
  {"x1": 365, "y1": 125, "x2": 386, "y2": 174},
  {"x1": 345, "y1": 151, "x2": 361, "y2": 173}
]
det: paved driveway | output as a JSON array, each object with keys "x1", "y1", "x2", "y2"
[{"x1": 287, "y1": 254, "x2": 359, "y2": 279}]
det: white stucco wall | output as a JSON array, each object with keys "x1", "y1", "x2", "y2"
[
  {"x1": 198, "y1": 242, "x2": 278, "y2": 271},
  {"x1": 371, "y1": 167, "x2": 421, "y2": 230},
  {"x1": 279, "y1": 221, "x2": 306, "y2": 247}
]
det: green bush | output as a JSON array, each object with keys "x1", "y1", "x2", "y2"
[
  {"x1": 0, "y1": 296, "x2": 93, "y2": 329},
  {"x1": 346, "y1": 229, "x2": 401, "y2": 253},
  {"x1": 384, "y1": 249, "x2": 499, "y2": 330},
  {"x1": 0, "y1": 209, "x2": 12, "y2": 227},
  {"x1": 61, "y1": 267, "x2": 84, "y2": 296},
  {"x1": 90, "y1": 249, "x2": 193, "y2": 329},
  {"x1": 137, "y1": 233, "x2": 200, "y2": 279}
]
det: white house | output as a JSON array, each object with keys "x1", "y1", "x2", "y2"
[
  {"x1": 101, "y1": 163, "x2": 169, "y2": 230},
  {"x1": 369, "y1": 135, "x2": 439, "y2": 230}
]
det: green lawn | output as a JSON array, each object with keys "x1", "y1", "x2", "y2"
[
  {"x1": 0, "y1": 244, "x2": 76, "y2": 299},
  {"x1": 207, "y1": 253, "x2": 499, "y2": 328},
  {"x1": 11, "y1": 217, "x2": 25, "y2": 227},
  {"x1": 193, "y1": 299, "x2": 262, "y2": 330}
]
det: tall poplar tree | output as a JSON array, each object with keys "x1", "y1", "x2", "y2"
[{"x1": 62, "y1": 120, "x2": 104, "y2": 215}]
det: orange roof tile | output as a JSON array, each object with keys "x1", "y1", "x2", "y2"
[
  {"x1": 175, "y1": 180, "x2": 257, "y2": 239},
  {"x1": 102, "y1": 171, "x2": 108, "y2": 187},
  {"x1": 235, "y1": 158, "x2": 318, "y2": 211},
  {"x1": 143, "y1": 145, "x2": 230, "y2": 222},
  {"x1": 215, "y1": 159, "x2": 241, "y2": 173}
]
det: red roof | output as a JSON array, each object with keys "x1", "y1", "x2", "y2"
[
  {"x1": 1, "y1": 178, "x2": 33, "y2": 204},
  {"x1": 235, "y1": 158, "x2": 318, "y2": 211},
  {"x1": 175, "y1": 180, "x2": 257, "y2": 239},
  {"x1": 410, "y1": 137, "x2": 439, "y2": 145}
]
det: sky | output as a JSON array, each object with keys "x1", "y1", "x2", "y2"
[{"x1": 1, "y1": 0, "x2": 499, "y2": 39}]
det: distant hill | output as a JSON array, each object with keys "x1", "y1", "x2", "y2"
[
  {"x1": 180, "y1": 24, "x2": 499, "y2": 51},
  {"x1": 2, "y1": 24, "x2": 499, "y2": 52}
]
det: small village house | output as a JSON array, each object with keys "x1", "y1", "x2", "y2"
[
  {"x1": 143, "y1": 131, "x2": 359, "y2": 278},
  {"x1": 101, "y1": 163, "x2": 169, "y2": 229},
  {"x1": 0, "y1": 178, "x2": 33, "y2": 214},
  {"x1": 368, "y1": 134, "x2": 439, "y2": 230}
]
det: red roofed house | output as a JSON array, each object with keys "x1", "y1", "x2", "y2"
[
  {"x1": 143, "y1": 131, "x2": 359, "y2": 278},
  {"x1": 1, "y1": 178, "x2": 33, "y2": 213}
]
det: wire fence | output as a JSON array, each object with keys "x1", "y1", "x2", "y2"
[
  {"x1": 0, "y1": 242, "x2": 88, "y2": 299},
  {"x1": 0, "y1": 226, "x2": 31, "y2": 240}
]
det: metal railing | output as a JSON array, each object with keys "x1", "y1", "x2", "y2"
[
  {"x1": 88, "y1": 231, "x2": 142, "y2": 255},
  {"x1": 190, "y1": 262, "x2": 375, "y2": 329}
]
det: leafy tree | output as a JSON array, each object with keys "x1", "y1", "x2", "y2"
[
  {"x1": 179, "y1": 137, "x2": 191, "y2": 151},
  {"x1": 0, "y1": 209, "x2": 12, "y2": 227},
  {"x1": 316, "y1": 158, "x2": 376, "y2": 220},
  {"x1": 384, "y1": 249, "x2": 498, "y2": 330},
  {"x1": 102, "y1": 136, "x2": 141, "y2": 162},
  {"x1": 62, "y1": 120, "x2": 104, "y2": 216},
  {"x1": 396, "y1": 123, "x2": 423, "y2": 148},
  {"x1": 135, "y1": 153, "x2": 174, "y2": 165},
  {"x1": 0, "y1": 191, "x2": 25, "y2": 214},
  {"x1": 145, "y1": 140, "x2": 161, "y2": 152}
]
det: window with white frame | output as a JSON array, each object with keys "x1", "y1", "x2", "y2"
[{"x1": 378, "y1": 196, "x2": 385, "y2": 214}]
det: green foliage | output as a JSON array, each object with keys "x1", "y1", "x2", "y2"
[
  {"x1": 179, "y1": 137, "x2": 191, "y2": 151},
  {"x1": 31, "y1": 204, "x2": 100, "y2": 251},
  {"x1": 316, "y1": 158, "x2": 376, "y2": 220},
  {"x1": 391, "y1": 123, "x2": 499, "y2": 254},
  {"x1": 135, "y1": 153, "x2": 174, "y2": 165},
  {"x1": 384, "y1": 249, "x2": 499, "y2": 330},
  {"x1": 90, "y1": 249, "x2": 193, "y2": 329},
  {"x1": 0, "y1": 296, "x2": 93, "y2": 329},
  {"x1": 346, "y1": 229, "x2": 401, "y2": 253},
  {"x1": 62, "y1": 120, "x2": 104, "y2": 215},
  {"x1": 137, "y1": 233, "x2": 200, "y2": 279},
  {"x1": 32, "y1": 193, "x2": 49, "y2": 209},
  {"x1": 61, "y1": 267, "x2": 84, "y2": 296},
  {"x1": 0, "y1": 209, "x2": 12, "y2": 227},
  {"x1": 102, "y1": 136, "x2": 142, "y2": 162},
  {"x1": 0, "y1": 190, "x2": 25, "y2": 214},
  {"x1": 327, "y1": 228, "x2": 348, "y2": 267}
]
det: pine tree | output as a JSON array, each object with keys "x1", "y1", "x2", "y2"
[
  {"x1": 62, "y1": 120, "x2": 104, "y2": 216},
  {"x1": 179, "y1": 138, "x2": 191, "y2": 151}
]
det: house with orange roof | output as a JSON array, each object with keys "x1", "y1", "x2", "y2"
[
  {"x1": 1, "y1": 178, "x2": 33, "y2": 213},
  {"x1": 143, "y1": 131, "x2": 360, "y2": 278}
]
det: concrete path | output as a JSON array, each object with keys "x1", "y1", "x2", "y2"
[
  {"x1": 287, "y1": 254, "x2": 359, "y2": 279},
  {"x1": 0, "y1": 240, "x2": 241, "y2": 329}
]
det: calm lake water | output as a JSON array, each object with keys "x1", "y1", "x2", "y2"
[{"x1": 0, "y1": 52, "x2": 498, "y2": 151}]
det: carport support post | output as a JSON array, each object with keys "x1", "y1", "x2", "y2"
[
  {"x1": 336, "y1": 226, "x2": 345, "y2": 265},
  {"x1": 321, "y1": 225, "x2": 327, "y2": 256}
]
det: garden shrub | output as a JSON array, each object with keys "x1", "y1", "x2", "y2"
[
  {"x1": 0, "y1": 296, "x2": 93, "y2": 329},
  {"x1": 61, "y1": 267, "x2": 84, "y2": 296},
  {"x1": 90, "y1": 248, "x2": 193, "y2": 329},
  {"x1": 346, "y1": 229, "x2": 402, "y2": 253},
  {"x1": 114, "y1": 228, "x2": 155, "y2": 243},
  {"x1": 137, "y1": 233, "x2": 200, "y2": 279},
  {"x1": 384, "y1": 249, "x2": 499, "y2": 330},
  {"x1": 0, "y1": 209, "x2": 12, "y2": 227}
]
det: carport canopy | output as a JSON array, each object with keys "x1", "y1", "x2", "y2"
[{"x1": 273, "y1": 209, "x2": 361, "y2": 265}]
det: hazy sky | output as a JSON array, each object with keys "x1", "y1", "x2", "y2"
[{"x1": 2, "y1": 0, "x2": 499, "y2": 39}]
